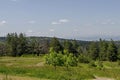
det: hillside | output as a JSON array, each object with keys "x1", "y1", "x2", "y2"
[{"x1": 0, "y1": 36, "x2": 91, "y2": 46}]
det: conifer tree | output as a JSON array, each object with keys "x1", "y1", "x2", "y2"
[{"x1": 107, "y1": 39, "x2": 118, "y2": 61}]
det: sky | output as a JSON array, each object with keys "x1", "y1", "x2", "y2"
[{"x1": 0, "y1": 0, "x2": 120, "y2": 40}]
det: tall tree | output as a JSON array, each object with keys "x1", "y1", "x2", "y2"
[
  {"x1": 71, "y1": 40, "x2": 79, "y2": 56},
  {"x1": 40, "y1": 40, "x2": 49, "y2": 54},
  {"x1": 88, "y1": 42, "x2": 99, "y2": 60},
  {"x1": 50, "y1": 37, "x2": 63, "y2": 53},
  {"x1": 6, "y1": 33, "x2": 18, "y2": 56},
  {"x1": 6, "y1": 33, "x2": 27, "y2": 56},
  {"x1": 0, "y1": 42, "x2": 12, "y2": 56},
  {"x1": 28, "y1": 39, "x2": 42, "y2": 56},
  {"x1": 107, "y1": 39, "x2": 118, "y2": 61},
  {"x1": 63, "y1": 40, "x2": 73, "y2": 53},
  {"x1": 99, "y1": 39, "x2": 108, "y2": 61},
  {"x1": 17, "y1": 33, "x2": 28, "y2": 56}
]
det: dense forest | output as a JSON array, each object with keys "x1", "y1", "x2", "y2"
[{"x1": 0, "y1": 33, "x2": 120, "y2": 68}]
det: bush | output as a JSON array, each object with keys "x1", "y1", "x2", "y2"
[
  {"x1": 65, "y1": 53, "x2": 78, "y2": 67},
  {"x1": 45, "y1": 49, "x2": 78, "y2": 68},
  {"x1": 96, "y1": 61, "x2": 103, "y2": 70},
  {"x1": 89, "y1": 61, "x2": 97, "y2": 67},
  {"x1": 78, "y1": 55, "x2": 91, "y2": 63}
]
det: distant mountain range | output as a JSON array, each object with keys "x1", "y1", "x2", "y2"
[
  {"x1": 0, "y1": 36, "x2": 91, "y2": 46},
  {"x1": 1, "y1": 36, "x2": 120, "y2": 47},
  {"x1": 76, "y1": 36, "x2": 120, "y2": 41},
  {"x1": 1, "y1": 36, "x2": 120, "y2": 41}
]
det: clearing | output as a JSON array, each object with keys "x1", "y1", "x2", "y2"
[{"x1": 0, "y1": 57, "x2": 119, "y2": 80}]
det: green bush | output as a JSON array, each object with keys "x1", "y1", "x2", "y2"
[
  {"x1": 78, "y1": 54, "x2": 91, "y2": 63},
  {"x1": 96, "y1": 61, "x2": 103, "y2": 70},
  {"x1": 89, "y1": 61, "x2": 97, "y2": 67},
  {"x1": 64, "y1": 53, "x2": 78, "y2": 68},
  {"x1": 45, "y1": 48, "x2": 78, "y2": 68}
]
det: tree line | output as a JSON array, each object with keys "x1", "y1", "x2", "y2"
[{"x1": 0, "y1": 33, "x2": 120, "y2": 63}]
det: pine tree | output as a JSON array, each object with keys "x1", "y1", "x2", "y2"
[
  {"x1": 88, "y1": 42, "x2": 99, "y2": 60},
  {"x1": 107, "y1": 39, "x2": 118, "y2": 61},
  {"x1": 63, "y1": 40, "x2": 73, "y2": 53},
  {"x1": 6, "y1": 33, "x2": 18, "y2": 56},
  {"x1": 17, "y1": 33, "x2": 28, "y2": 56},
  {"x1": 50, "y1": 37, "x2": 63, "y2": 53},
  {"x1": 99, "y1": 39, "x2": 108, "y2": 61}
]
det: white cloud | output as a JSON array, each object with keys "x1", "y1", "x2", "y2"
[
  {"x1": 101, "y1": 22, "x2": 108, "y2": 25},
  {"x1": 73, "y1": 29, "x2": 78, "y2": 32},
  {"x1": 26, "y1": 30, "x2": 34, "y2": 36},
  {"x1": 59, "y1": 19, "x2": 69, "y2": 23},
  {"x1": 51, "y1": 19, "x2": 69, "y2": 25},
  {"x1": 101, "y1": 19, "x2": 116, "y2": 25},
  {"x1": 28, "y1": 20, "x2": 36, "y2": 24},
  {"x1": 49, "y1": 29, "x2": 55, "y2": 32},
  {"x1": 51, "y1": 22, "x2": 60, "y2": 25},
  {"x1": 84, "y1": 23, "x2": 93, "y2": 26},
  {"x1": 0, "y1": 20, "x2": 7, "y2": 25},
  {"x1": 101, "y1": 21, "x2": 116, "y2": 25},
  {"x1": 110, "y1": 22, "x2": 115, "y2": 25},
  {"x1": 27, "y1": 30, "x2": 33, "y2": 33}
]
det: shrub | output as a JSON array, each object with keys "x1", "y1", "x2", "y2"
[
  {"x1": 45, "y1": 49, "x2": 78, "y2": 69},
  {"x1": 96, "y1": 61, "x2": 103, "y2": 70},
  {"x1": 78, "y1": 54, "x2": 91, "y2": 63},
  {"x1": 89, "y1": 61, "x2": 97, "y2": 67}
]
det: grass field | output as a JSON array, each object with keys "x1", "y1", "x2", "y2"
[{"x1": 0, "y1": 56, "x2": 120, "y2": 80}]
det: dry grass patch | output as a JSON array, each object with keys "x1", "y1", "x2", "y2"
[{"x1": 0, "y1": 74, "x2": 49, "y2": 80}]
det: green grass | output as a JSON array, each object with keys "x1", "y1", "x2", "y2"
[{"x1": 0, "y1": 57, "x2": 120, "y2": 80}]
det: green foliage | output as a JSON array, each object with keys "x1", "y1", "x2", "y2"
[
  {"x1": 50, "y1": 37, "x2": 63, "y2": 53},
  {"x1": 89, "y1": 61, "x2": 97, "y2": 67},
  {"x1": 64, "y1": 53, "x2": 78, "y2": 68},
  {"x1": 107, "y1": 40, "x2": 118, "y2": 61},
  {"x1": 63, "y1": 40, "x2": 73, "y2": 53},
  {"x1": 88, "y1": 42, "x2": 99, "y2": 60},
  {"x1": 68, "y1": 54, "x2": 78, "y2": 66},
  {"x1": 96, "y1": 61, "x2": 103, "y2": 70},
  {"x1": 0, "y1": 42, "x2": 12, "y2": 56},
  {"x1": 45, "y1": 48, "x2": 64, "y2": 68},
  {"x1": 89, "y1": 60, "x2": 104, "y2": 70},
  {"x1": 0, "y1": 33, "x2": 120, "y2": 63},
  {"x1": 78, "y1": 54, "x2": 90, "y2": 63},
  {"x1": 45, "y1": 48, "x2": 78, "y2": 68},
  {"x1": 17, "y1": 33, "x2": 28, "y2": 56},
  {"x1": 28, "y1": 39, "x2": 42, "y2": 56},
  {"x1": 6, "y1": 33, "x2": 18, "y2": 56},
  {"x1": 63, "y1": 49, "x2": 69, "y2": 55},
  {"x1": 99, "y1": 39, "x2": 108, "y2": 61},
  {"x1": 6, "y1": 33, "x2": 28, "y2": 56},
  {"x1": 1, "y1": 57, "x2": 120, "y2": 79},
  {"x1": 63, "y1": 40, "x2": 78, "y2": 56}
]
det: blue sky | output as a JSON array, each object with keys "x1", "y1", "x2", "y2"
[{"x1": 0, "y1": 0, "x2": 120, "y2": 40}]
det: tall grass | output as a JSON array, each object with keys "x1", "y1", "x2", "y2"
[{"x1": 0, "y1": 57, "x2": 120, "y2": 80}]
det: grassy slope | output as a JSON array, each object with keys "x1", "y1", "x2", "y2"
[
  {"x1": 0, "y1": 74, "x2": 48, "y2": 80},
  {"x1": 0, "y1": 57, "x2": 120, "y2": 80}
]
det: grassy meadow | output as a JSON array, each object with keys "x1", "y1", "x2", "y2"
[{"x1": 0, "y1": 56, "x2": 120, "y2": 80}]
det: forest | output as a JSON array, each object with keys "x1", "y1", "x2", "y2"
[
  {"x1": 0, "y1": 33, "x2": 120, "y2": 62},
  {"x1": 0, "y1": 33, "x2": 120, "y2": 79}
]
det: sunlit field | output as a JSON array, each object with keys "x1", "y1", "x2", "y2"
[{"x1": 0, "y1": 56, "x2": 119, "y2": 80}]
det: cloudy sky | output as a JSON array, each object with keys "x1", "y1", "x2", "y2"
[{"x1": 0, "y1": 0, "x2": 120, "y2": 40}]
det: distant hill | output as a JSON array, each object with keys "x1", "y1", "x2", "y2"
[
  {"x1": 27, "y1": 36, "x2": 91, "y2": 46},
  {"x1": 1, "y1": 36, "x2": 120, "y2": 47},
  {"x1": 0, "y1": 36, "x2": 91, "y2": 46}
]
